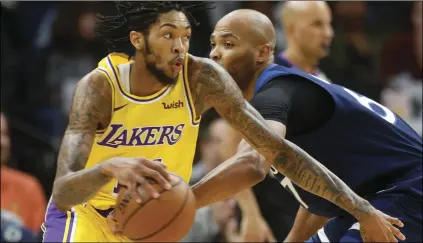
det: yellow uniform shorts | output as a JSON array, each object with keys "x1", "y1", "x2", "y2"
[{"x1": 42, "y1": 200, "x2": 130, "y2": 242}]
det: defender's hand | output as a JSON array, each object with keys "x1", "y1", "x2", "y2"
[
  {"x1": 359, "y1": 209, "x2": 405, "y2": 242},
  {"x1": 100, "y1": 157, "x2": 172, "y2": 201}
]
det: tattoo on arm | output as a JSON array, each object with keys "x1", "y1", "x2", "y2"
[
  {"x1": 272, "y1": 141, "x2": 372, "y2": 219},
  {"x1": 52, "y1": 71, "x2": 113, "y2": 211},
  {"x1": 191, "y1": 57, "x2": 281, "y2": 160},
  {"x1": 191, "y1": 57, "x2": 372, "y2": 219}
]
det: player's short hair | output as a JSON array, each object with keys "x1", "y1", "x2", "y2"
[{"x1": 95, "y1": 1, "x2": 214, "y2": 54}]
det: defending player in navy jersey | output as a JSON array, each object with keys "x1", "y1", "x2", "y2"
[
  {"x1": 192, "y1": 9, "x2": 422, "y2": 243},
  {"x1": 211, "y1": 2, "x2": 335, "y2": 241}
]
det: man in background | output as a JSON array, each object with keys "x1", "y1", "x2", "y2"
[
  {"x1": 1, "y1": 113, "x2": 47, "y2": 236},
  {"x1": 221, "y1": 2, "x2": 335, "y2": 241},
  {"x1": 183, "y1": 118, "x2": 238, "y2": 242},
  {"x1": 277, "y1": 1, "x2": 333, "y2": 80}
]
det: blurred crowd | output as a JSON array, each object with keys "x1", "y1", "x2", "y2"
[{"x1": 1, "y1": 1, "x2": 421, "y2": 242}]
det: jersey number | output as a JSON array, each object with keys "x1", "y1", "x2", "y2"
[
  {"x1": 270, "y1": 165, "x2": 309, "y2": 209},
  {"x1": 112, "y1": 158, "x2": 163, "y2": 197},
  {"x1": 312, "y1": 74, "x2": 396, "y2": 124}
]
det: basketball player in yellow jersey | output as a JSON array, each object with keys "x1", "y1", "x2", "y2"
[{"x1": 43, "y1": 2, "x2": 391, "y2": 243}]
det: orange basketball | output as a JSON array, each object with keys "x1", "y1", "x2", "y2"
[{"x1": 114, "y1": 173, "x2": 196, "y2": 242}]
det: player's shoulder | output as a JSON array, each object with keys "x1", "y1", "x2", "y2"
[
  {"x1": 75, "y1": 69, "x2": 113, "y2": 96},
  {"x1": 97, "y1": 52, "x2": 133, "y2": 69},
  {"x1": 256, "y1": 74, "x2": 297, "y2": 95},
  {"x1": 186, "y1": 54, "x2": 225, "y2": 80}
]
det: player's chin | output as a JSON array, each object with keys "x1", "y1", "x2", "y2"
[
  {"x1": 318, "y1": 45, "x2": 331, "y2": 57},
  {"x1": 165, "y1": 71, "x2": 179, "y2": 84}
]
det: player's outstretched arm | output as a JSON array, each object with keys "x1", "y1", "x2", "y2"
[
  {"x1": 52, "y1": 71, "x2": 114, "y2": 212},
  {"x1": 189, "y1": 57, "x2": 389, "y2": 224}
]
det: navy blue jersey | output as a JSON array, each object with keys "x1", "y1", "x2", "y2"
[{"x1": 254, "y1": 64, "x2": 423, "y2": 218}]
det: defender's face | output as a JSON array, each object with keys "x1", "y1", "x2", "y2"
[
  {"x1": 294, "y1": 7, "x2": 333, "y2": 58},
  {"x1": 145, "y1": 11, "x2": 191, "y2": 82},
  {"x1": 209, "y1": 24, "x2": 257, "y2": 91}
]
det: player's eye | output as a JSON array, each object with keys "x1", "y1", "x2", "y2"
[
  {"x1": 312, "y1": 21, "x2": 323, "y2": 27},
  {"x1": 224, "y1": 42, "x2": 233, "y2": 48},
  {"x1": 163, "y1": 33, "x2": 171, "y2": 39},
  {"x1": 210, "y1": 42, "x2": 216, "y2": 48},
  {"x1": 184, "y1": 35, "x2": 191, "y2": 41}
]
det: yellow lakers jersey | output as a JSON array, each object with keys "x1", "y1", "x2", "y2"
[{"x1": 86, "y1": 53, "x2": 200, "y2": 210}]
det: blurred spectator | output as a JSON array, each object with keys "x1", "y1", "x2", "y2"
[
  {"x1": 277, "y1": 1, "x2": 333, "y2": 80},
  {"x1": 184, "y1": 119, "x2": 237, "y2": 242},
  {"x1": 1, "y1": 113, "x2": 47, "y2": 235},
  {"x1": 1, "y1": 209, "x2": 38, "y2": 242},
  {"x1": 380, "y1": 1, "x2": 422, "y2": 135},
  {"x1": 209, "y1": 2, "x2": 242, "y2": 26},
  {"x1": 190, "y1": 118, "x2": 228, "y2": 185},
  {"x1": 37, "y1": 2, "x2": 109, "y2": 139},
  {"x1": 320, "y1": 2, "x2": 383, "y2": 100}
]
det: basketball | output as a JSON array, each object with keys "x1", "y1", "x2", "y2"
[{"x1": 113, "y1": 173, "x2": 196, "y2": 242}]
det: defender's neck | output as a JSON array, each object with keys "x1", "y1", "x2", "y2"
[{"x1": 244, "y1": 61, "x2": 274, "y2": 101}]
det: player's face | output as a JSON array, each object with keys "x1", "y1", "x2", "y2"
[
  {"x1": 294, "y1": 6, "x2": 333, "y2": 58},
  {"x1": 0, "y1": 114, "x2": 10, "y2": 166},
  {"x1": 142, "y1": 11, "x2": 191, "y2": 85},
  {"x1": 209, "y1": 28, "x2": 257, "y2": 92}
]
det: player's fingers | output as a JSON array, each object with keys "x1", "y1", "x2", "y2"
[
  {"x1": 140, "y1": 181, "x2": 160, "y2": 199},
  {"x1": 389, "y1": 217, "x2": 404, "y2": 228},
  {"x1": 129, "y1": 175, "x2": 148, "y2": 203},
  {"x1": 111, "y1": 224, "x2": 123, "y2": 235},
  {"x1": 124, "y1": 181, "x2": 136, "y2": 195},
  {"x1": 391, "y1": 225, "x2": 406, "y2": 241},
  {"x1": 124, "y1": 183, "x2": 140, "y2": 204},
  {"x1": 136, "y1": 185, "x2": 150, "y2": 203},
  {"x1": 388, "y1": 231, "x2": 398, "y2": 243},
  {"x1": 133, "y1": 173, "x2": 160, "y2": 198},
  {"x1": 140, "y1": 158, "x2": 172, "y2": 181},
  {"x1": 140, "y1": 167, "x2": 172, "y2": 190},
  {"x1": 107, "y1": 210, "x2": 116, "y2": 222}
]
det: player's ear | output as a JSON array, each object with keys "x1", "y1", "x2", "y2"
[
  {"x1": 129, "y1": 31, "x2": 145, "y2": 51},
  {"x1": 256, "y1": 44, "x2": 272, "y2": 64}
]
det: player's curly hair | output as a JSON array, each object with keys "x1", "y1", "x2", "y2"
[{"x1": 95, "y1": 1, "x2": 215, "y2": 54}]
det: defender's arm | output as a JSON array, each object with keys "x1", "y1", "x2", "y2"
[
  {"x1": 52, "y1": 71, "x2": 113, "y2": 212},
  {"x1": 190, "y1": 57, "x2": 374, "y2": 220}
]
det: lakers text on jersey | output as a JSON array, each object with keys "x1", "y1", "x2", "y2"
[{"x1": 90, "y1": 53, "x2": 200, "y2": 210}]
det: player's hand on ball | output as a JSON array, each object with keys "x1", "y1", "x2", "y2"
[
  {"x1": 359, "y1": 209, "x2": 405, "y2": 242},
  {"x1": 99, "y1": 157, "x2": 172, "y2": 202},
  {"x1": 106, "y1": 210, "x2": 123, "y2": 235}
]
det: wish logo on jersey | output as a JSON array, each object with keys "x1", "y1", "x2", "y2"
[{"x1": 98, "y1": 123, "x2": 185, "y2": 148}]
